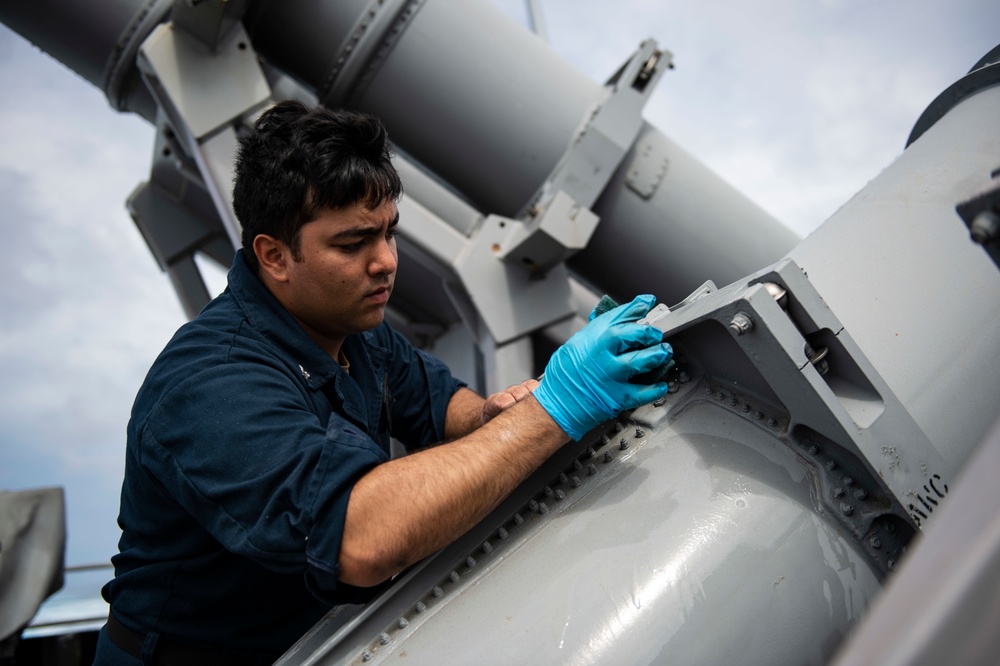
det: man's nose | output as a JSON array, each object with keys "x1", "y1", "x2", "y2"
[{"x1": 370, "y1": 238, "x2": 397, "y2": 275}]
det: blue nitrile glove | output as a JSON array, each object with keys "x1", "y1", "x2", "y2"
[{"x1": 533, "y1": 294, "x2": 673, "y2": 440}]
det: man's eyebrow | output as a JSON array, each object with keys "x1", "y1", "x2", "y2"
[{"x1": 332, "y1": 211, "x2": 400, "y2": 239}]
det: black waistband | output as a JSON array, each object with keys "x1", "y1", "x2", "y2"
[{"x1": 105, "y1": 612, "x2": 280, "y2": 666}]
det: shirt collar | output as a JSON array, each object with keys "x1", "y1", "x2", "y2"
[{"x1": 227, "y1": 250, "x2": 341, "y2": 389}]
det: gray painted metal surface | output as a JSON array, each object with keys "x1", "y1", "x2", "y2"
[{"x1": 788, "y1": 82, "x2": 1000, "y2": 481}]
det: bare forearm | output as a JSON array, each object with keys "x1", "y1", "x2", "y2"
[
  {"x1": 339, "y1": 394, "x2": 567, "y2": 587},
  {"x1": 443, "y1": 386, "x2": 486, "y2": 439}
]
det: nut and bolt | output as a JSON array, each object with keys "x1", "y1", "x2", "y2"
[
  {"x1": 970, "y1": 209, "x2": 1000, "y2": 245},
  {"x1": 729, "y1": 312, "x2": 754, "y2": 336}
]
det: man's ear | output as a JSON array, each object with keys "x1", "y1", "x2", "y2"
[{"x1": 253, "y1": 234, "x2": 291, "y2": 283}]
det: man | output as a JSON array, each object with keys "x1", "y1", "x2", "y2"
[{"x1": 95, "y1": 100, "x2": 672, "y2": 664}]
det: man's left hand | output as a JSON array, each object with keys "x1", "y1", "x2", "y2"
[{"x1": 482, "y1": 379, "x2": 540, "y2": 425}]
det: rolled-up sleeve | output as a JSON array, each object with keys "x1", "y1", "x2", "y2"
[{"x1": 140, "y1": 361, "x2": 387, "y2": 599}]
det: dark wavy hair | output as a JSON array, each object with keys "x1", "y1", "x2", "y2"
[{"x1": 233, "y1": 100, "x2": 402, "y2": 274}]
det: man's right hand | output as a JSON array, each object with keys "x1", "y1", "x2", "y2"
[{"x1": 532, "y1": 294, "x2": 672, "y2": 441}]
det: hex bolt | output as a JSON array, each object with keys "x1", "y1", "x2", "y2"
[
  {"x1": 415, "y1": 601, "x2": 427, "y2": 613},
  {"x1": 678, "y1": 370, "x2": 690, "y2": 383},
  {"x1": 870, "y1": 536, "x2": 882, "y2": 550},
  {"x1": 614, "y1": 421, "x2": 624, "y2": 433},
  {"x1": 466, "y1": 555, "x2": 477, "y2": 568},
  {"x1": 619, "y1": 438, "x2": 629, "y2": 451},
  {"x1": 840, "y1": 503, "x2": 854, "y2": 516},
  {"x1": 573, "y1": 459, "x2": 583, "y2": 471},
  {"x1": 398, "y1": 617, "x2": 409, "y2": 629},
  {"x1": 528, "y1": 499, "x2": 539, "y2": 512},
  {"x1": 854, "y1": 488, "x2": 868, "y2": 501},
  {"x1": 766, "y1": 418, "x2": 778, "y2": 428},
  {"x1": 538, "y1": 502, "x2": 549, "y2": 514},
  {"x1": 362, "y1": 649, "x2": 373, "y2": 662},
  {"x1": 601, "y1": 434, "x2": 611, "y2": 446},
  {"x1": 584, "y1": 447, "x2": 596, "y2": 459},
  {"x1": 449, "y1": 571, "x2": 460, "y2": 582},
  {"x1": 433, "y1": 585, "x2": 444, "y2": 597},
  {"x1": 668, "y1": 382, "x2": 679, "y2": 394},
  {"x1": 380, "y1": 632, "x2": 391, "y2": 646},
  {"x1": 716, "y1": 390, "x2": 725, "y2": 401},
  {"x1": 558, "y1": 473, "x2": 569, "y2": 485},
  {"x1": 555, "y1": 489, "x2": 566, "y2": 501},
  {"x1": 826, "y1": 460, "x2": 838, "y2": 471},
  {"x1": 653, "y1": 396, "x2": 667, "y2": 407},
  {"x1": 512, "y1": 512, "x2": 524, "y2": 525},
  {"x1": 603, "y1": 451, "x2": 614, "y2": 463},
  {"x1": 498, "y1": 527, "x2": 509, "y2": 539},
  {"x1": 970, "y1": 209, "x2": 1000, "y2": 245},
  {"x1": 482, "y1": 540, "x2": 493, "y2": 554},
  {"x1": 842, "y1": 476, "x2": 855, "y2": 487},
  {"x1": 729, "y1": 312, "x2": 754, "y2": 336},
  {"x1": 587, "y1": 463, "x2": 598, "y2": 475},
  {"x1": 543, "y1": 486, "x2": 554, "y2": 497},
  {"x1": 741, "y1": 403, "x2": 751, "y2": 413},
  {"x1": 635, "y1": 427, "x2": 645, "y2": 438},
  {"x1": 808, "y1": 445, "x2": 819, "y2": 455},
  {"x1": 571, "y1": 475, "x2": 582, "y2": 488},
  {"x1": 729, "y1": 396, "x2": 738, "y2": 407},
  {"x1": 705, "y1": 387, "x2": 714, "y2": 395},
  {"x1": 833, "y1": 487, "x2": 845, "y2": 499},
  {"x1": 755, "y1": 411, "x2": 765, "y2": 421}
]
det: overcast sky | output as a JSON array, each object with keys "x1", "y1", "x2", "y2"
[{"x1": 1, "y1": 1, "x2": 997, "y2": 567}]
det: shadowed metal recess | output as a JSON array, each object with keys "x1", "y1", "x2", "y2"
[{"x1": 1, "y1": 0, "x2": 1000, "y2": 663}]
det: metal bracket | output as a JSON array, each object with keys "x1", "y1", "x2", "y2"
[
  {"x1": 502, "y1": 39, "x2": 672, "y2": 272},
  {"x1": 956, "y1": 172, "x2": 1000, "y2": 271},
  {"x1": 170, "y1": 0, "x2": 251, "y2": 51},
  {"x1": 137, "y1": 20, "x2": 272, "y2": 249}
]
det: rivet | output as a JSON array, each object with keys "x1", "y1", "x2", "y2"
[
  {"x1": 528, "y1": 499, "x2": 539, "y2": 512},
  {"x1": 742, "y1": 403, "x2": 751, "y2": 413},
  {"x1": 766, "y1": 418, "x2": 777, "y2": 428},
  {"x1": 538, "y1": 502, "x2": 549, "y2": 514},
  {"x1": 754, "y1": 410, "x2": 764, "y2": 420},
  {"x1": 603, "y1": 451, "x2": 614, "y2": 463},
  {"x1": 398, "y1": 617, "x2": 409, "y2": 629},
  {"x1": 449, "y1": 571, "x2": 460, "y2": 582},
  {"x1": 573, "y1": 459, "x2": 583, "y2": 471},
  {"x1": 512, "y1": 512, "x2": 524, "y2": 525},
  {"x1": 466, "y1": 555, "x2": 477, "y2": 568},
  {"x1": 433, "y1": 585, "x2": 443, "y2": 597},
  {"x1": 653, "y1": 397, "x2": 667, "y2": 407},
  {"x1": 380, "y1": 632, "x2": 391, "y2": 645},
  {"x1": 668, "y1": 382, "x2": 679, "y2": 394},
  {"x1": 808, "y1": 445, "x2": 819, "y2": 455},
  {"x1": 619, "y1": 438, "x2": 629, "y2": 451},
  {"x1": 362, "y1": 648, "x2": 373, "y2": 661},
  {"x1": 497, "y1": 527, "x2": 509, "y2": 539},
  {"x1": 679, "y1": 370, "x2": 690, "y2": 383},
  {"x1": 854, "y1": 488, "x2": 868, "y2": 501},
  {"x1": 571, "y1": 475, "x2": 582, "y2": 487},
  {"x1": 833, "y1": 487, "x2": 845, "y2": 499},
  {"x1": 558, "y1": 473, "x2": 569, "y2": 485},
  {"x1": 842, "y1": 476, "x2": 855, "y2": 487},
  {"x1": 482, "y1": 541, "x2": 493, "y2": 554},
  {"x1": 601, "y1": 434, "x2": 611, "y2": 446},
  {"x1": 870, "y1": 536, "x2": 882, "y2": 550},
  {"x1": 729, "y1": 396, "x2": 738, "y2": 407},
  {"x1": 826, "y1": 460, "x2": 838, "y2": 471},
  {"x1": 587, "y1": 463, "x2": 598, "y2": 475},
  {"x1": 555, "y1": 489, "x2": 566, "y2": 501},
  {"x1": 840, "y1": 503, "x2": 854, "y2": 516},
  {"x1": 716, "y1": 390, "x2": 726, "y2": 401},
  {"x1": 543, "y1": 486, "x2": 554, "y2": 497},
  {"x1": 635, "y1": 427, "x2": 645, "y2": 438},
  {"x1": 415, "y1": 601, "x2": 426, "y2": 613},
  {"x1": 705, "y1": 387, "x2": 714, "y2": 395},
  {"x1": 584, "y1": 447, "x2": 596, "y2": 459}
]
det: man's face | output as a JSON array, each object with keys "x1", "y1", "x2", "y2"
[{"x1": 281, "y1": 200, "x2": 399, "y2": 354}]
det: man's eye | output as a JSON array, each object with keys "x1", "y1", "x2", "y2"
[
  {"x1": 386, "y1": 228, "x2": 399, "y2": 240},
  {"x1": 338, "y1": 241, "x2": 364, "y2": 252}
]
